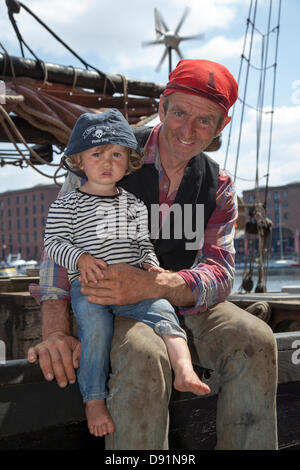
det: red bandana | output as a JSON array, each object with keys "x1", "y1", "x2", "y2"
[{"x1": 163, "y1": 59, "x2": 238, "y2": 116}]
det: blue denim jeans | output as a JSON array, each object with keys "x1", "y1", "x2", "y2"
[{"x1": 70, "y1": 279, "x2": 186, "y2": 402}]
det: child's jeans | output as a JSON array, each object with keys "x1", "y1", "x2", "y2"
[{"x1": 70, "y1": 279, "x2": 186, "y2": 403}]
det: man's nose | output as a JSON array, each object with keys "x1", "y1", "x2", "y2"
[{"x1": 181, "y1": 119, "x2": 195, "y2": 137}]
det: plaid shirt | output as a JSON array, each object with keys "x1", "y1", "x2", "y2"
[{"x1": 30, "y1": 124, "x2": 237, "y2": 315}]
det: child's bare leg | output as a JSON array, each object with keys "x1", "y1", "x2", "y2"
[
  {"x1": 162, "y1": 335, "x2": 211, "y2": 395},
  {"x1": 85, "y1": 398, "x2": 115, "y2": 437}
]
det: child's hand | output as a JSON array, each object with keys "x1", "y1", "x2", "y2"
[
  {"x1": 142, "y1": 263, "x2": 165, "y2": 273},
  {"x1": 77, "y1": 253, "x2": 107, "y2": 284}
]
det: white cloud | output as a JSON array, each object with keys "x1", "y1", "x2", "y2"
[
  {"x1": 25, "y1": 0, "x2": 95, "y2": 25},
  {"x1": 182, "y1": 0, "x2": 239, "y2": 32},
  {"x1": 0, "y1": 0, "x2": 245, "y2": 77},
  {"x1": 186, "y1": 35, "x2": 244, "y2": 61}
]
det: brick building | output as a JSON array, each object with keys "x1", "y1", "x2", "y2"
[
  {"x1": 242, "y1": 181, "x2": 300, "y2": 257},
  {"x1": 0, "y1": 184, "x2": 59, "y2": 262}
]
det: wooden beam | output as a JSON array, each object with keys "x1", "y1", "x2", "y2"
[{"x1": 0, "y1": 53, "x2": 165, "y2": 98}]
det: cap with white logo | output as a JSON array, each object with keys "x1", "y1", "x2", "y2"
[{"x1": 64, "y1": 109, "x2": 138, "y2": 155}]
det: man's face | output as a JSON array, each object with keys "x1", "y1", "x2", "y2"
[{"x1": 158, "y1": 92, "x2": 228, "y2": 164}]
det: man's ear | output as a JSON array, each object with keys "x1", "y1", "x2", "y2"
[
  {"x1": 216, "y1": 116, "x2": 231, "y2": 136},
  {"x1": 158, "y1": 96, "x2": 165, "y2": 123}
]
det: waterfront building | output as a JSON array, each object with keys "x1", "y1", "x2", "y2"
[{"x1": 0, "y1": 184, "x2": 59, "y2": 262}]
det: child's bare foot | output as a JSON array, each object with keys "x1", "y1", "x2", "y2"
[
  {"x1": 162, "y1": 335, "x2": 211, "y2": 395},
  {"x1": 174, "y1": 366, "x2": 211, "y2": 395},
  {"x1": 85, "y1": 399, "x2": 115, "y2": 437}
]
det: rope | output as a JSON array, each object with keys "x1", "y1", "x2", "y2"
[
  {"x1": 264, "y1": 0, "x2": 282, "y2": 208},
  {"x1": 225, "y1": 169, "x2": 268, "y2": 183},
  {"x1": 6, "y1": 1, "x2": 116, "y2": 94},
  {"x1": 0, "y1": 103, "x2": 66, "y2": 185},
  {"x1": 224, "y1": 0, "x2": 281, "y2": 292},
  {"x1": 53, "y1": 159, "x2": 65, "y2": 186},
  {"x1": 38, "y1": 60, "x2": 49, "y2": 89},
  {"x1": 233, "y1": 0, "x2": 258, "y2": 182},
  {"x1": 0, "y1": 105, "x2": 59, "y2": 166},
  {"x1": 102, "y1": 76, "x2": 108, "y2": 96},
  {"x1": 118, "y1": 74, "x2": 129, "y2": 121},
  {"x1": 223, "y1": 0, "x2": 254, "y2": 170},
  {"x1": 70, "y1": 65, "x2": 78, "y2": 92},
  {"x1": 242, "y1": 55, "x2": 277, "y2": 72},
  {"x1": 224, "y1": 0, "x2": 281, "y2": 189},
  {"x1": 6, "y1": 0, "x2": 41, "y2": 63},
  {"x1": 237, "y1": 97, "x2": 273, "y2": 114}
]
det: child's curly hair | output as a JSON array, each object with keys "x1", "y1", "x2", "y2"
[{"x1": 65, "y1": 145, "x2": 142, "y2": 177}]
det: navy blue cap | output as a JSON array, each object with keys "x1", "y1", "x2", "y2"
[{"x1": 64, "y1": 109, "x2": 139, "y2": 156}]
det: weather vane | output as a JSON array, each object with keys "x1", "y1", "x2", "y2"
[{"x1": 142, "y1": 8, "x2": 204, "y2": 73}]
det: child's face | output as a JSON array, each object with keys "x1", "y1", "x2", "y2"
[{"x1": 79, "y1": 144, "x2": 129, "y2": 187}]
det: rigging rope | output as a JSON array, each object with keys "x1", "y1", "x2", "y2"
[
  {"x1": 264, "y1": 0, "x2": 282, "y2": 208},
  {"x1": 0, "y1": 103, "x2": 66, "y2": 185},
  {"x1": 224, "y1": 0, "x2": 281, "y2": 187},
  {"x1": 5, "y1": 0, "x2": 116, "y2": 94},
  {"x1": 223, "y1": 0, "x2": 256, "y2": 171},
  {"x1": 233, "y1": 0, "x2": 258, "y2": 182},
  {"x1": 223, "y1": 0, "x2": 281, "y2": 293},
  {"x1": 1, "y1": 0, "x2": 128, "y2": 183}
]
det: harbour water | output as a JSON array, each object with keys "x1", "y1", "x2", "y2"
[{"x1": 233, "y1": 267, "x2": 300, "y2": 293}]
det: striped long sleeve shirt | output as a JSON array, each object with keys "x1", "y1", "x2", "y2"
[
  {"x1": 44, "y1": 188, "x2": 159, "y2": 283},
  {"x1": 30, "y1": 124, "x2": 237, "y2": 315}
]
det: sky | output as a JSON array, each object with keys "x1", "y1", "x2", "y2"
[{"x1": 0, "y1": 0, "x2": 300, "y2": 197}]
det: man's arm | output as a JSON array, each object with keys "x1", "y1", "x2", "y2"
[
  {"x1": 27, "y1": 299, "x2": 81, "y2": 387},
  {"x1": 28, "y1": 171, "x2": 83, "y2": 386},
  {"x1": 80, "y1": 170, "x2": 237, "y2": 311},
  {"x1": 80, "y1": 263, "x2": 195, "y2": 307}
]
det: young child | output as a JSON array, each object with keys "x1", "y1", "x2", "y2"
[{"x1": 44, "y1": 109, "x2": 210, "y2": 438}]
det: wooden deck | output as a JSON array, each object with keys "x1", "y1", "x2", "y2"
[{"x1": 229, "y1": 292, "x2": 300, "y2": 332}]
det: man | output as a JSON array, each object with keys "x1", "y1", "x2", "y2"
[{"x1": 28, "y1": 59, "x2": 278, "y2": 450}]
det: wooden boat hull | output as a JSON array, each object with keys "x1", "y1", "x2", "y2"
[{"x1": 0, "y1": 332, "x2": 299, "y2": 450}]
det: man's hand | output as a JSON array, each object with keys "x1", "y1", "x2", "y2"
[
  {"x1": 77, "y1": 253, "x2": 107, "y2": 284},
  {"x1": 27, "y1": 332, "x2": 81, "y2": 388},
  {"x1": 80, "y1": 263, "x2": 150, "y2": 305},
  {"x1": 80, "y1": 262, "x2": 195, "y2": 307}
]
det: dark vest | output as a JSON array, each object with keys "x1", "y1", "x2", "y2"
[{"x1": 119, "y1": 127, "x2": 219, "y2": 271}]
